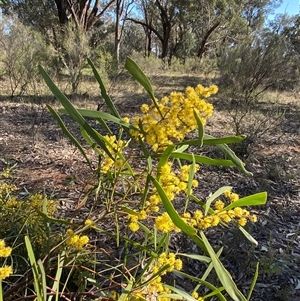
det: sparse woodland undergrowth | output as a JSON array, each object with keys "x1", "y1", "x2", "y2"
[
  {"x1": 0, "y1": 57, "x2": 273, "y2": 301},
  {"x1": 0, "y1": 59, "x2": 274, "y2": 300}
]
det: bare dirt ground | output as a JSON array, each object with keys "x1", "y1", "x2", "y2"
[{"x1": 0, "y1": 74, "x2": 300, "y2": 301}]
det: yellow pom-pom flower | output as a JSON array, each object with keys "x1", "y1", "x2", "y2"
[
  {"x1": 0, "y1": 240, "x2": 12, "y2": 258},
  {"x1": 0, "y1": 265, "x2": 13, "y2": 280}
]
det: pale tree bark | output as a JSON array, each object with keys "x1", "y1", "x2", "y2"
[{"x1": 114, "y1": 0, "x2": 133, "y2": 63}]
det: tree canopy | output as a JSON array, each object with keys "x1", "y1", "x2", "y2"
[{"x1": 0, "y1": 0, "x2": 298, "y2": 84}]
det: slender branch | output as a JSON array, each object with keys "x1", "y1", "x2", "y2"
[
  {"x1": 126, "y1": 17, "x2": 164, "y2": 43},
  {"x1": 197, "y1": 21, "x2": 221, "y2": 58}
]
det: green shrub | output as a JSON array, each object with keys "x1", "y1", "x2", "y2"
[
  {"x1": 130, "y1": 50, "x2": 165, "y2": 74},
  {"x1": 55, "y1": 22, "x2": 91, "y2": 94},
  {"x1": 0, "y1": 168, "x2": 59, "y2": 258},
  {"x1": 1, "y1": 58, "x2": 266, "y2": 301},
  {"x1": 91, "y1": 48, "x2": 117, "y2": 86},
  {"x1": 0, "y1": 16, "x2": 53, "y2": 97}
]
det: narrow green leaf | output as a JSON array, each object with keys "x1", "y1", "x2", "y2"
[
  {"x1": 37, "y1": 260, "x2": 47, "y2": 301},
  {"x1": 125, "y1": 57, "x2": 163, "y2": 117},
  {"x1": 158, "y1": 294, "x2": 186, "y2": 300},
  {"x1": 118, "y1": 279, "x2": 133, "y2": 301},
  {"x1": 204, "y1": 287, "x2": 227, "y2": 299},
  {"x1": 223, "y1": 192, "x2": 267, "y2": 210},
  {"x1": 0, "y1": 280, "x2": 3, "y2": 301},
  {"x1": 25, "y1": 236, "x2": 44, "y2": 301},
  {"x1": 157, "y1": 145, "x2": 176, "y2": 180},
  {"x1": 177, "y1": 253, "x2": 211, "y2": 264},
  {"x1": 49, "y1": 253, "x2": 65, "y2": 301},
  {"x1": 201, "y1": 247, "x2": 223, "y2": 284},
  {"x1": 187, "y1": 154, "x2": 196, "y2": 197},
  {"x1": 176, "y1": 139, "x2": 207, "y2": 147},
  {"x1": 64, "y1": 107, "x2": 114, "y2": 134},
  {"x1": 134, "y1": 255, "x2": 157, "y2": 284},
  {"x1": 247, "y1": 262, "x2": 259, "y2": 301},
  {"x1": 184, "y1": 154, "x2": 196, "y2": 212},
  {"x1": 122, "y1": 206, "x2": 139, "y2": 216},
  {"x1": 150, "y1": 176, "x2": 196, "y2": 236},
  {"x1": 189, "y1": 195, "x2": 215, "y2": 216},
  {"x1": 137, "y1": 221, "x2": 153, "y2": 236},
  {"x1": 39, "y1": 65, "x2": 114, "y2": 160},
  {"x1": 125, "y1": 57, "x2": 155, "y2": 101},
  {"x1": 193, "y1": 110, "x2": 204, "y2": 147},
  {"x1": 203, "y1": 134, "x2": 245, "y2": 145},
  {"x1": 190, "y1": 233, "x2": 208, "y2": 254},
  {"x1": 87, "y1": 58, "x2": 120, "y2": 118},
  {"x1": 138, "y1": 265, "x2": 170, "y2": 288},
  {"x1": 238, "y1": 226, "x2": 258, "y2": 246},
  {"x1": 168, "y1": 152, "x2": 236, "y2": 166},
  {"x1": 60, "y1": 109, "x2": 137, "y2": 130},
  {"x1": 174, "y1": 145, "x2": 189, "y2": 153},
  {"x1": 95, "y1": 116, "x2": 114, "y2": 135},
  {"x1": 79, "y1": 127, "x2": 102, "y2": 155},
  {"x1": 138, "y1": 137, "x2": 152, "y2": 172},
  {"x1": 216, "y1": 142, "x2": 252, "y2": 176},
  {"x1": 200, "y1": 232, "x2": 247, "y2": 301},
  {"x1": 173, "y1": 270, "x2": 227, "y2": 301},
  {"x1": 176, "y1": 135, "x2": 245, "y2": 147},
  {"x1": 163, "y1": 285, "x2": 197, "y2": 301},
  {"x1": 47, "y1": 105, "x2": 93, "y2": 170},
  {"x1": 205, "y1": 186, "x2": 232, "y2": 216}
]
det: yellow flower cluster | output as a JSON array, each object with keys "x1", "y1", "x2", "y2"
[
  {"x1": 0, "y1": 192, "x2": 57, "y2": 217},
  {"x1": 137, "y1": 252, "x2": 183, "y2": 301},
  {"x1": 156, "y1": 252, "x2": 183, "y2": 273},
  {"x1": 224, "y1": 190, "x2": 239, "y2": 202},
  {"x1": 0, "y1": 192, "x2": 58, "y2": 250},
  {"x1": 100, "y1": 135, "x2": 127, "y2": 173},
  {"x1": 130, "y1": 84, "x2": 217, "y2": 151},
  {"x1": 1, "y1": 168, "x2": 11, "y2": 179},
  {"x1": 0, "y1": 265, "x2": 13, "y2": 280},
  {"x1": 0, "y1": 183, "x2": 17, "y2": 195},
  {"x1": 0, "y1": 240, "x2": 13, "y2": 280},
  {"x1": 28, "y1": 193, "x2": 58, "y2": 216},
  {"x1": 0, "y1": 240, "x2": 12, "y2": 258},
  {"x1": 0, "y1": 177, "x2": 60, "y2": 257},
  {"x1": 127, "y1": 214, "x2": 140, "y2": 232},
  {"x1": 192, "y1": 291, "x2": 204, "y2": 301},
  {"x1": 154, "y1": 163, "x2": 195, "y2": 205},
  {"x1": 128, "y1": 162, "x2": 199, "y2": 233},
  {"x1": 155, "y1": 212, "x2": 180, "y2": 233},
  {"x1": 84, "y1": 219, "x2": 94, "y2": 227},
  {"x1": 182, "y1": 190, "x2": 258, "y2": 230},
  {"x1": 65, "y1": 229, "x2": 89, "y2": 251}
]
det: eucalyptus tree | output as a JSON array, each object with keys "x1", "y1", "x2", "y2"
[
  {"x1": 126, "y1": 0, "x2": 278, "y2": 63},
  {"x1": 0, "y1": 0, "x2": 58, "y2": 41},
  {"x1": 127, "y1": 0, "x2": 178, "y2": 61},
  {"x1": 218, "y1": 12, "x2": 299, "y2": 105},
  {"x1": 1, "y1": 0, "x2": 116, "y2": 32},
  {"x1": 177, "y1": 0, "x2": 239, "y2": 59},
  {"x1": 54, "y1": 0, "x2": 116, "y2": 31}
]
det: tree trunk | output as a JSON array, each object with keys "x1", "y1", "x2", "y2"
[
  {"x1": 54, "y1": 0, "x2": 68, "y2": 25},
  {"x1": 114, "y1": 0, "x2": 121, "y2": 63},
  {"x1": 145, "y1": 28, "x2": 152, "y2": 57}
]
